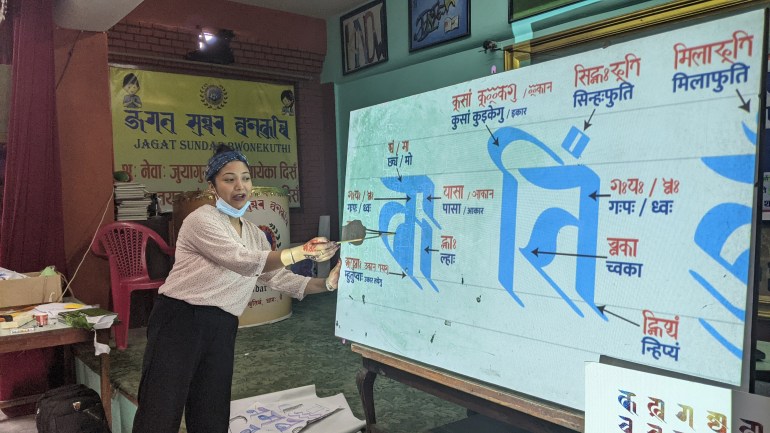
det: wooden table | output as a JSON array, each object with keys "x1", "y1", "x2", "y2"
[
  {"x1": 0, "y1": 319, "x2": 112, "y2": 425},
  {"x1": 352, "y1": 344, "x2": 583, "y2": 433}
]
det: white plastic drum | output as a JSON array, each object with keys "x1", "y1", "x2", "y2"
[
  {"x1": 238, "y1": 186, "x2": 293, "y2": 327},
  {"x1": 172, "y1": 190, "x2": 215, "y2": 245}
]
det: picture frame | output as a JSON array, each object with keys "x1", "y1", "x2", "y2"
[
  {"x1": 340, "y1": 0, "x2": 388, "y2": 75},
  {"x1": 508, "y1": 0, "x2": 582, "y2": 23},
  {"x1": 409, "y1": 0, "x2": 470, "y2": 52}
]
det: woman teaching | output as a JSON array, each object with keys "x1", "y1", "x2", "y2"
[{"x1": 132, "y1": 144, "x2": 341, "y2": 433}]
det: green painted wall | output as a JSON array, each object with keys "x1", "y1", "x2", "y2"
[{"x1": 322, "y1": 0, "x2": 676, "y2": 208}]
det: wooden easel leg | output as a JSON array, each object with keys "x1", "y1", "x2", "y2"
[{"x1": 356, "y1": 367, "x2": 377, "y2": 432}]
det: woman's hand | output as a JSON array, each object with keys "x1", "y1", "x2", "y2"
[
  {"x1": 325, "y1": 260, "x2": 342, "y2": 291},
  {"x1": 280, "y1": 237, "x2": 339, "y2": 265}
]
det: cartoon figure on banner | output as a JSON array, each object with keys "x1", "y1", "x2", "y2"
[
  {"x1": 281, "y1": 90, "x2": 295, "y2": 116},
  {"x1": 122, "y1": 73, "x2": 142, "y2": 108}
]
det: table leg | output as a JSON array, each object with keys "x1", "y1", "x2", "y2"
[
  {"x1": 356, "y1": 367, "x2": 378, "y2": 432},
  {"x1": 63, "y1": 345, "x2": 76, "y2": 384}
]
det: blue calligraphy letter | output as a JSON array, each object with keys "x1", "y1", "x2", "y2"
[
  {"x1": 379, "y1": 175, "x2": 442, "y2": 291},
  {"x1": 488, "y1": 126, "x2": 602, "y2": 317},
  {"x1": 690, "y1": 119, "x2": 755, "y2": 358}
]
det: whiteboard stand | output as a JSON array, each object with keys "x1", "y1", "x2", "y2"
[{"x1": 351, "y1": 344, "x2": 583, "y2": 433}]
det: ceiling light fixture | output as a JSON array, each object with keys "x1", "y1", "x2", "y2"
[{"x1": 186, "y1": 28, "x2": 235, "y2": 65}]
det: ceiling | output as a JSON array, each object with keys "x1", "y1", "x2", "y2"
[
  {"x1": 52, "y1": 0, "x2": 366, "y2": 32},
  {"x1": 53, "y1": 0, "x2": 145, "y2": 32},
  {"x1": 230, "y1": 0, "x2": 366, "y2": 19}
]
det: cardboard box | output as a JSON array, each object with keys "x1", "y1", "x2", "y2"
[{"x1": 0, "y1": 272, "x2": 62, "y2": 308}]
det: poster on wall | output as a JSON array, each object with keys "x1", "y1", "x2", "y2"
[
  {"x1": 340, "y1": 0, "x2": 388, "y2": 75},
  {"x1": 408, "y1": 0, "x2": 471, "y2": 52},
  {"x1": 336, "y1": 9, "x2": 763, "y2": 410},
  {"x1": 109, "y1": 67, "x2": 300, "y2": 207}
]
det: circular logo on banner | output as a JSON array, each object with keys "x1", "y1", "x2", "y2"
[
  {"x1": 258, "y1": 223, "x2": 282, "y2": 250},
  {"x1": 200, "y1": 84, "x2": 228, "y2": 109}
]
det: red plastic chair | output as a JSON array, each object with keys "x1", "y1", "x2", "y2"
[{"x1": 91, "y1": 222, "x2": 174, "y2": 350}]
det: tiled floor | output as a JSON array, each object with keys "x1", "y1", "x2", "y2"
[
  {"x1": 0, "y1": 412, "x2": 36, "y2": 433},
  {"x1": 426, "y1": 414, "x2": 531, "y2": 433}
]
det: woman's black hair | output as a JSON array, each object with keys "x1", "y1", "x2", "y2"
[
  {"x1": 212, "y1": 143, "x2": 235, "y2": 155},
  {"x1": 123, "y1": 73, "x2": 140, "y2": 89}
]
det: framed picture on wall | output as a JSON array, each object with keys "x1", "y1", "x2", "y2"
[
  {"x1": 340, "y1": 0, "x2": 388, "y2": 75},
  {"x1": 409, "y1": 0, "x2": 470, "y2": 52},
  {"x1": 508, "y1": 0, "x2": 582, "y2": 23}
]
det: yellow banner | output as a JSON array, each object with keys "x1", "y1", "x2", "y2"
[{"x1": 109, "y1": 67, "x2": 300, "y2": 207}]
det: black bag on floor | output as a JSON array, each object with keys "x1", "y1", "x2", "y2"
[{"x1": 35, "y1": 384, "x2": 111, "y2": 433}]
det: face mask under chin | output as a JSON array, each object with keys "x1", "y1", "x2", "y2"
[{"x1": 215, "y1": 197, "x2": 249, "y2": 218}]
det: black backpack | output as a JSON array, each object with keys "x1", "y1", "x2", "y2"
[{"x1": 35, "y1": 384, "x2": 111, "y2": 433}]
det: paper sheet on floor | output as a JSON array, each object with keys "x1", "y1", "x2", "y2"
[{"x1": 229, "y1": 384, "x2": 365, "y2": 433}]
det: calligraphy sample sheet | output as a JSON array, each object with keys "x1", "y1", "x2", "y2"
[{"x1": 585, "y1": 363, "x2": 769, "y2": 433}]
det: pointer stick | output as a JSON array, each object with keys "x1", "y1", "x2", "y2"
[
  {"x1": 336, "y1": 233, "x2": 395, "y2": 244},
  {"x1": 336, "y1": 238, "x2": 365, "y2": 244}
]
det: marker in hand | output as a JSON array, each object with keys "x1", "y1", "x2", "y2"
[{"x1": 280, "y1": 237, "x2": 339, "y2": 265}]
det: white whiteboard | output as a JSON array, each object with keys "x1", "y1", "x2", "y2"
[{"x1": 335, "y1": 9, "x2": 764, "y2": 410}]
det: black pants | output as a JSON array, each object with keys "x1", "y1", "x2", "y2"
[{"x1": 132, "y1": 295, "x2": 239, "y2": 433}]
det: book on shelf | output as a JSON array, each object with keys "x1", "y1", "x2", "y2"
[
  {"x1": 114, "y1": 181, "x2": 152, "y2": 221},
  {"x1": 116, "y1": 199, "x2": 152, "y2": 208},
  {"x1": 114, "y1": 182, "x2": 149, "y2": 200}
]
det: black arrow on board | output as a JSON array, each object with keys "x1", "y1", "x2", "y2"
[
  {"x1": 531, "y1": 248, "x2": 608, "y2": 259},
  {"x1": 396, "y1": 168, "x2": 403, "y2": 182},
  {"x1": 388, "y1": 271, "x2": 407, "y2": 278},
  {"x1": 424, "y1": 246, "x2": 439, "y2": 254},
  {"x1": 589, "y1": 191, "x2": 611, "y2": 200},
  {"x1": 426, "y1": 195, "x2": 442, "y2": 202},
  {"x1": 583, "y1": 108, "x2": 596, "y2": 131},
  {"x1": 597, "y1": 305, "x2": 640, "y2": 327},
  {"x1": 374, "y1": 195, "x2": 411, "y2": 202},
  {"x1": 485, "y1": 124, "x2": 500, "y2": 146},
  {"x1": 736, "y1": 89, "x2": 751, "y2": 113}
]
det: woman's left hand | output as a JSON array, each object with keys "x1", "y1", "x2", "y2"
[{"x1": 325, "y1": 260, "x2": 342, "y2": 291}]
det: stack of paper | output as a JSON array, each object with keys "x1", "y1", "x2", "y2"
[
  {"x1": 34, "y1": 302, "x2": 91, "y2": 317},
  {"x1": 229, "y1": 385, "x2": 365, "y2": 433},
  {"x1": 114, "y1": 182, "x2": 151, "y2": 221},
  {"x1": 231, "y1": 402, "x2": 338, "y2": 433}
]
